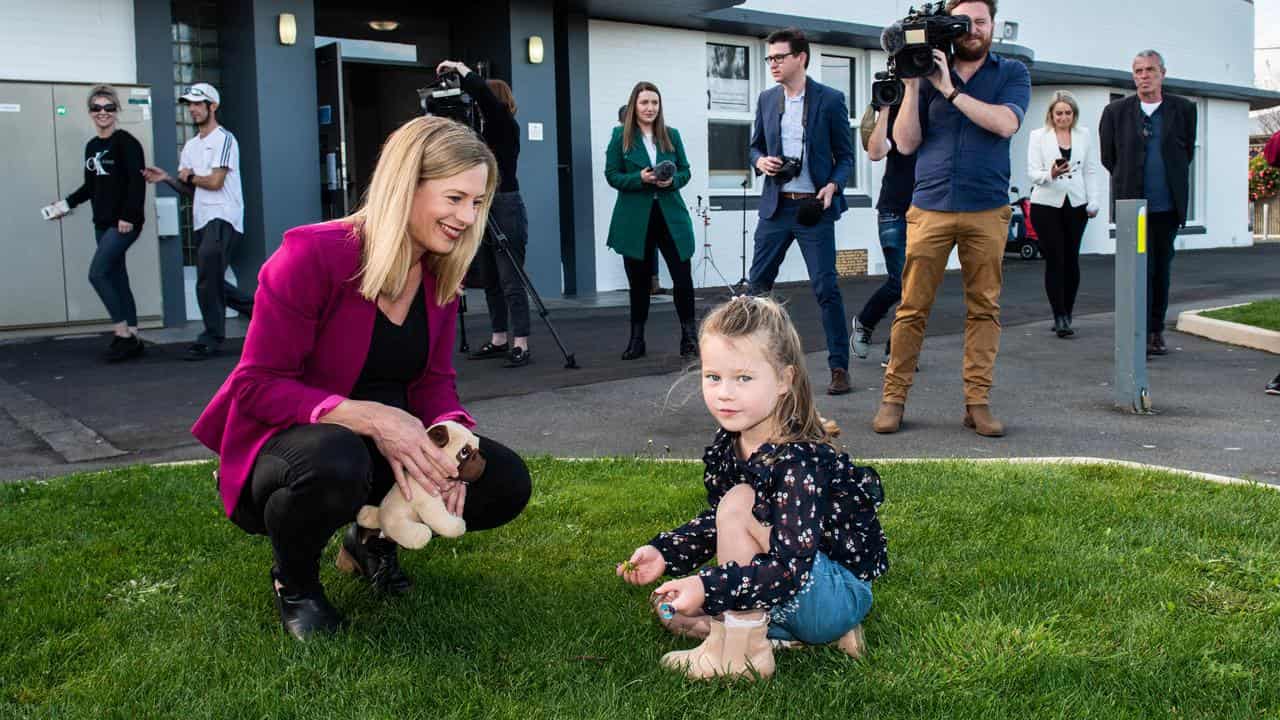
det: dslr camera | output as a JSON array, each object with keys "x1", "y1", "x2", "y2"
[
  {"x1": 772, "y1": 156, "x2": 804, "y2": 184},
  {"x1": 871, "y1": 2, "x2": 972, "y2": 107},
  {"x1": 418, "y1": 71, "x2": 482, "y2": 131}
]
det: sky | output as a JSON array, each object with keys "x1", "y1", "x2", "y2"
[{"x1": 1257, "y1": 0, "x2": 1280, "y2": 90}]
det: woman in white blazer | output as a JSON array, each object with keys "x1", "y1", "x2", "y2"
[{"x1": 1027, "y1": 90, "x2": 1102, "y2": 338}]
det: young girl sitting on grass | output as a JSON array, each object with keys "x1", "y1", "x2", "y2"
[{"x1": 617, "y1": 295, "x2": 888, "y2": 680}]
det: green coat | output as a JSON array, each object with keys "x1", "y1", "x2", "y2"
[{"x1": 604, "y1": 125, "x2": 696, "y2": 261}]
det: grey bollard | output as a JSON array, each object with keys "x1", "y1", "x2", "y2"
[{"x1": 1114, "y1": 199, "x2": 1152, "y2": 414}]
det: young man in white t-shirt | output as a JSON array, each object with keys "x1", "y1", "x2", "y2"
[{"x1": 143, "y1": 82, "x2": 253, "y2": 360}]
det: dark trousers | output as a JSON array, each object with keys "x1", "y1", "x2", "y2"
[
  {"x1": 623, "y1": 201, "x2": 694, "y2": 326},
  {"x1": 233, "y1": 423, "x2": 532, "y2": 592},
  {"x1": 196, "y1": 218, "x2": 254, "y2": 347},
  {"x1": 89, "y1": 226, "x2": 140, "y2": 326},
  {"x1": 1030, "y1": 200, "x2": 1089, "y2": 318},
  {"x1": 476, "y1": 192, "x2": 532, "y2": 338},
  {"x1": 1146, "y1": 211, "x2": 1179, "y2": 332},
  {"x1": 857, "y1": 212, "x2": 907, "y2": 330},
  {"x1": 749, "y1": 199, "x2": 850, "y2": 370}
]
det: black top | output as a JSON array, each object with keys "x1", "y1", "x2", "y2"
[
  {"x1": 1059, "y1": 146, "x2": 1072, "y2": 161},
  {"x1": 66, "y1": 130, "x2": 146, "y2": 229},
  {"x1": 349, "y1": 283, "x2": 429, "y2": 411},
  {"x1": 461, "y1": 72, "x2": 520, "y2": 193},
  {"x1": 648, "y1": 429, "x2": 888, "y2": 616},
  {"x1": 876, "y1": 106, "x2": 917, "y2": 214}
]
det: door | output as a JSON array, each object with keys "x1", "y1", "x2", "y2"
[
  {"x1": 316, "y1": 42, "x2": 350, "y2": 219},
  {"x1": 0, "y1": 83, "x2": 68, "y2": 326},
  {"x1": 53, "y1": 84, "x2": 163, "y2": 323}
]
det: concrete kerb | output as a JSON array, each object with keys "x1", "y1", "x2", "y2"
[{"x1": 1176, "y1": 304, "x2": 1280, "y2": 354}]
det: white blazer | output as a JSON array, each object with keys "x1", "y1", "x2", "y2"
[{"x1": 1027, "y1": 125, "x2": 1103, "y2": 213}]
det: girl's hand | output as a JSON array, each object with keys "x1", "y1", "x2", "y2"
[
  {"x1": 653, "y1": 575, "x2": 706, "y2": 616},
  {"x1": 369, "y1": 405, "x2": 459, "y2": 501},
  {"x1": 617, "y1": 545, "x2": 665, "y2": 585},
  {"x1": 640, "y1": 168, "x2": 657, "y2": 185}
]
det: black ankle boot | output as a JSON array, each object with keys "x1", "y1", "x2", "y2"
[
  {"x1": 336, "y1": 524, "x2": 413, "y2": 595},
  {"x1": 271, "y1": 568, "x2": 345, "y2": 641},
  {"x1": 1054, "y1": 315, "x2": 1073, "y2": 338},
  {"x1": 679, "y1": 323, "x2": 698, "y2": 357},
  {"x1": 621, "y1": 323, "x2": 646, "y2": 360}
]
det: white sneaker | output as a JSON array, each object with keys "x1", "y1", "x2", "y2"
[{"x1": 851, "y1": 317, "x2": 872, "y2": 359}]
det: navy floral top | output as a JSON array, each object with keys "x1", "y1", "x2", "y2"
[{"x1": 648, "y1": 429, "x2": 888, "y2": 616}]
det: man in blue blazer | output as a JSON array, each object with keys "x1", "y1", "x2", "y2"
[{"x1": 748, "y1": 28, "x2": 856, "y2": 395}]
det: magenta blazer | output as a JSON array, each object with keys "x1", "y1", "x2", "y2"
[{"x1": 192, "y1": 220, "x2": 474, "y2": 517}]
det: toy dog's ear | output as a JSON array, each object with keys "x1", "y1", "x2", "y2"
[{"x1": 427, "y1": 424, "x2": 450, "y2": 448}]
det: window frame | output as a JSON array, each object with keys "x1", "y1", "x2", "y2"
[
  {"x1": 809, "y1": 46, "x2": 869, "y2": 196},
  {"x1": 705, "y1": 34, "x2": 764, "y2": 193}
]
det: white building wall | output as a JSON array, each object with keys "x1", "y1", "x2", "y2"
[
  {"x1": 0, "y1": 1, "x2": 137, "y2": 84},
  {"x1": 739, "y1": 0, "x2": 1253, "y2": 87}
]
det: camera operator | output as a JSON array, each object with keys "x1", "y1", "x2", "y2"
[
  {"x1": 850, "y1": 101, "x2": 917, "y2": 369},
  {"x1": 873, "y1": 0, "x2": 1030, "y2": 437},
  {"x1": 748, "y1": 27, "x2": 857, "y2": 396},
  {"x1": 436, "y1": 60, "x2": 532, "y2": 368}
]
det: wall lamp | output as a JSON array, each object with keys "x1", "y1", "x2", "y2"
[
  {"x1": 278, "y1": 13, "x2": 297, "y2": 46},
  {"x1": 527, "y1": 35, "x2": 544, "y2": 64}
]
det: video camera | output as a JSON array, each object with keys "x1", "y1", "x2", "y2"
[
  {"x1": 418, "y1": 71, "x2": 483, "y2": 131},
  {"x1": 871, "y1": 2, "x2": 971, "y2": 107}
]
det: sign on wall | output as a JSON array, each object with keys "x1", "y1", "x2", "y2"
[{"x1": 707, "y1": 43, "x2": 749, "y2": 112}]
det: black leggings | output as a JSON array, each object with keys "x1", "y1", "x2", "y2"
[
  {"x1": 1031, "y1": 200, "x2": 1089, "y2": 318},
  {"x1": 232, "y1": 424, "x2": 532, "y2": 592},
  {"x1": 623, "y1": 201, "x2": 694, "y2": 326}
]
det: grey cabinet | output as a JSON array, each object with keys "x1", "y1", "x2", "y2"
[{"x1": 0, "y1": 81, "x2": 161, "y2": 330}]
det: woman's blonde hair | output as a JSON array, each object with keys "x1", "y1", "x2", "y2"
[
  {"x1": 699, "y1": 295, "x2": 840, "y2": 447},
  {"x1": 1043, "y1": 90, "x2": 1080, "y2": 130},
  {"x1": 87, "y1": 84, "x2": 120, "y2": 110},
  {"x1": 347, "y1": 116, "x2": 497, "y2": 306}
]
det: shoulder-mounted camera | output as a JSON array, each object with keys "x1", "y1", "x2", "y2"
[{"x1": 871, "y1": 2, "x2": 972, "y2": 107}]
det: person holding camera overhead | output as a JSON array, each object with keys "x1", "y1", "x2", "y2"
[
  {"x1": 605, "y1": 81, "x2": 698, "y2": 359},
  {"x1": 434, "y1": 60, "x2": 533, "y2": 368},
  {"x1": 872, "y1": 0, "x2": 1029, "y2": 437},
  {"x1": 747, "y1": 28, "x2": 857, "y2": 396},
  {"x1": 1026, "y1": 90, "x2": 1101, "y2": 339}
]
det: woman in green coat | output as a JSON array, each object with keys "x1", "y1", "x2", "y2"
[{"x1": 606, "y1": 81, "x2": 698, "y2": 359}]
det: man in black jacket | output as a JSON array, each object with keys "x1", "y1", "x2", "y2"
[{"x1": 1099, "y1": 49, "x2": 1196, "y2": 357}]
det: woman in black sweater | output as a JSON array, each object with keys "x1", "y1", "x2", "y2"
[
  {"x1": 436, "y1": 60, "x2": 533, "y2": 368},
  {"x1": 46, "y1": 85, "x2": 147, "y2": 362}
]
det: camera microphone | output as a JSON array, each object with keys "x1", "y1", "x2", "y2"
[
  {"x1": 796, "y1": 199, "x2": 824, "y2": 227},
  {"x1": 653, "y1": 160, "x2": 676, "y2": 183}
]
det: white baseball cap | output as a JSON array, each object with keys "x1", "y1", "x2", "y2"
[{"x1": 180, "y1": 83, "x2": 220, "y2": 105}]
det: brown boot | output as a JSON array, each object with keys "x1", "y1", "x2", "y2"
[
  {"x1": 963, "y1": 404, "x2": 1005, "y2": 437},
  {"x1": 872, "y1": 402, "x2": 904, "y2": 433},
  {"x1": 827, "y1": 368, "x2": 851, "y2": 395},
  {"x1": 661, "y1": 614, "x2": 775, "y2": 681}
]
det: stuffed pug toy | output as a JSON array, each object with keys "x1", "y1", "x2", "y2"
[{"x1": 355, "y1": 421, "x2": 485, "y2": 549}]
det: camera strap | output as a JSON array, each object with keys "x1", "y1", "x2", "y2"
[{"x1": 776, "y1": 86, "x2": 808, "y2": 165}]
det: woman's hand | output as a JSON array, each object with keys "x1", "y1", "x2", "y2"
[
  {"x1": 368, "y1": 404, "x2": 459, "y2": 501},
  {"x1": 655, "y1": 177, "x2": 673, "y2": 188},
  {"x1": 652, "y1": 575, "x2": 706, "y2": 615},
  {"x1": 117, "y1": 220, "x2": 134, "y2": 234},
  {"x1": 617, "y1": 545, "x2": 666, "y2": 585},
  {"x1": 442, "y1": 480, "x2": 467, "y2": 517},
  {"x1": 435, "y1": 60, "x2": 472, "y2": 78},
  {"x1": 1050, "y1": 161, "x2": 1068, "y2": 180},
  {"x1": 640, "y1": 167, "x2": 657, "y2": 185}
]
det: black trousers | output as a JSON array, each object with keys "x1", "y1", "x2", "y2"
[
  {"x1": 1030, "y1": 200, "x2": 1089, "y2": 318},
  {"x1": 1146, "y1": 211, "x2": 1180, "y2": 332},
  {"x1": 232, "y1": 423, "x2": 532, "y2": 592},
  {"x1": 622, "y1": 201, "x2": 694, "y2": 326},
  {"x1": 195, "y1": 219, "x2": 254, "y2": 347},
  {"x1": 475, "y1": 192, "x2": 532, "y2": 338}
]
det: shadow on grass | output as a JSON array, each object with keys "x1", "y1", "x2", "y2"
[{"x1": 2, "y1": 459, "x2": 1280, "y2": 719}]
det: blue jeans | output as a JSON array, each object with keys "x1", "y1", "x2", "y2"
[
  {"x1": 767, "y1": 552, "x2": 873, "y2": 644},
  {"x1": 857, "y1": 212, "x2": 907, "y2": 329},
  {"x1": 748, "y1": 199, "x2": 850, "y2": 370},
  {"x1": 89, "y1": 226, "x2": 140, "y2": 326}
]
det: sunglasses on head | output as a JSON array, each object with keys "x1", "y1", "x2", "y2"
[{"x1": 90, "y1": 103, "x2": 118, "y2": 113}]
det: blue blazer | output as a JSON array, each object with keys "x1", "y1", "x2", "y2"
[{"x1": 749, "y1": 77, "x2": 855, "y2": 221}]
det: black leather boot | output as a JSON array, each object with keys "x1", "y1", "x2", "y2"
[
  {"x1": 271, "y1": 568, "x2": 345, "y2": 641},
  {"x1": 1054, "y1": 315, "x2": 1073, "y2": 338},
  {"x1": 679, "y1": 322, "x2": 699, "y2": 357},
  {"x1": 621, "y1": 323, "x2": 646, "y2": 360},
  {"x1": 335, "y1": 524, "x2": 413, "y2": 595}
]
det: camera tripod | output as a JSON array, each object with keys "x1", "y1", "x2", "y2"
[
  {"x1": 458, "y1": 216, "x2": 579, "y2": 369},
  {"x1": 736, "y1": 176, "x2": 750, "y2": 291},
  {"x1": 692, "y1": 195, "x2": 737, "y2": 297}
]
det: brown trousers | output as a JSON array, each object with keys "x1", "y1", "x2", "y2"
[{"x1": 882, "y1": 205, "x2": 1011, "y2": 406}]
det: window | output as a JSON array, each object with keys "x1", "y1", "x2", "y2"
[
  {"x1": 171, "y1": 0, "x2": 222, "y2": 266},
  {"x1": 1186, "y1": 97, "x2": 1206, "y2": 225},
  {"x1": 818, "y1": 54, "x2": 858, "y2": 190},
  {"x1": 706, "y1": 41, "x2": 755, "y2": 190}
]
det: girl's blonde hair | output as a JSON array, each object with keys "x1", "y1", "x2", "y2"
[
  {"x1": 699, "y1": 295, "x2": 840, "y2": 446},
  {"x1": 347, "y1": 116, "x2": 498, "y2": 306},
  {"x1": 1043, "y1": 90, "x2": 1080, "y2": 130}
]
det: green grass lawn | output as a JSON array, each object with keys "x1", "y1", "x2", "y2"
[
  {"x1": 3, "y1": 459, "x2": 1280, "y2": 719},
  {"x1": 1201, "y1": 298, "x2": 1280, "y2": 332}
]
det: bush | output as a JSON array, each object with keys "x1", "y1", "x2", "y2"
[{"x1": 1248, "y1": 153, "x2": 1280, "y2": 201}]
